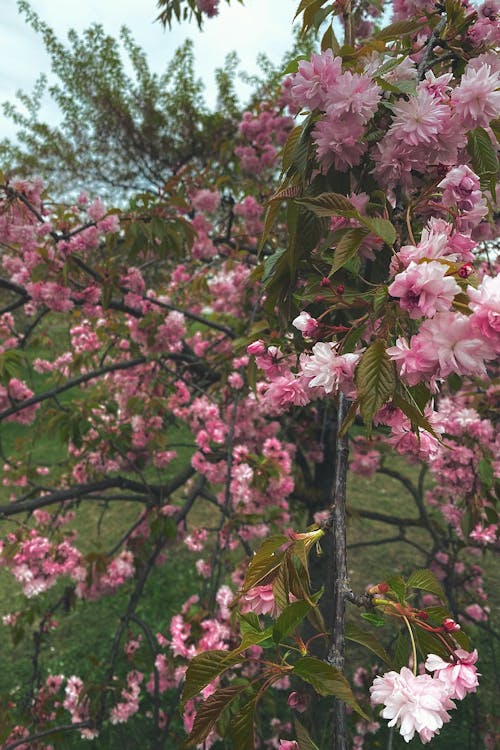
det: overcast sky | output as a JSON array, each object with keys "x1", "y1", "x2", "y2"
[{"x1": 1, "y1": 0, "x2": 299, "y2": 140}]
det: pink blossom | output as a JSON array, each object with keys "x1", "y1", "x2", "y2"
[
  {"x1": 191, "y1": 188, "x2": 219, "y2": 213},
  {"x1": 389, "y1": 261, "x2": 460, "y2": 318},
  {"x1": 370, "y1": 667, "x2": 455, "y2": 743},
  {"x1": 469, "y1": 523, "x2": 497, "y2": 545},
  {"x1": 389, "y1": 89, "x2": 450, "y2": 146},
  {"x1": 301, "y1": 342, "x2": 361, "y2": 395},
  {"x1": 292, "y1": 311, "x2": 319, "y2": 338},
  {"x1": 289, "y1": 50, "x2": 342, "y2": 111},
  {"x1": 240, "y1": 584, "x2": 280, "y2": 617},
  {"x1": 468, "y1": 274, "x2": 500, "y2": 351},
  {"x1": 452, "y1": 61, "x2": 500, "y2": 129},
  {"x1": 425, "y1": 650, "x2": 479, "y2": 700}
]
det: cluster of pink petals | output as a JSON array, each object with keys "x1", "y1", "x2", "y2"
[
  {"x1": 388, "y1": 260, "x2": 460, "y2": 319},
  {"x1": 468, "y1": 274, "x2": 500, "y2": 352},
  {"x1": 370, "y1": 666, "x2": 455, "y2": 743},
  {"x1": 451, "y1": 61, "x2": 500, "y2": 130},
  {"x1": 286, "y1": 49, "x2": 380, "y2": 171},
  {"x1": 425, "y1": 649, "x2": 479, "y2": 700},
  {"x1": 387, "y1": 312, "x2": 496, "y2": 385},
  {"x1": 240, "y1": 584, "x2": 280, "y2": 617},
  {"x1": 300, "y1": 341, "x2": 361, "y2": 395}
]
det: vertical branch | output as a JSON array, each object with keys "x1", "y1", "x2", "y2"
[
  {"x1": 342, "y1": 0, "x2": 353, "y2": 48},
  {"x1": 327, "y1": 393, "x2": 350, "y2": 750}
]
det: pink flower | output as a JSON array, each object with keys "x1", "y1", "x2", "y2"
[
  {"x1": 425, "y1": 650, "x2": 479, "y2": 700},
  {"x1": 301, "y1": 342, "x2": 361, "y2": 394},
  {"x1": 389, "y1": 89, "x2": 450, "y2": 146},
  {"x1": 468, "y1": 274, "x2": 500, "y2": 352},
  {"x1": 292, "y1": 311, "x2": 319, "y2": 338},
  {"x1": 240, "y1": 584, "x2": 280, "y2": 617},
  {"x1": 370, "y1": 667, "x2": 455, "y2": 744},
  {"x1": 389, "y1": 261, "x2": 460, "y2": 319},
  {"x1": 469, "y1": 523, "x2": 497, "y2": 545},
  {"x1": 452, "y1": 62, "x2": 500, "y2": 129},
  {"x1": 289, "y1": 50, "x2": 342, "y2": 111}
]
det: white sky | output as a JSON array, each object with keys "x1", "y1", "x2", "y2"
[{"x1": 1, "y1": 0, "x2": 299, "y2": 140}]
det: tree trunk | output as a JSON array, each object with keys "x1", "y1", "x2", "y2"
[{"x1": 327, "y1": 393, "x2": 350, "y2": 750}]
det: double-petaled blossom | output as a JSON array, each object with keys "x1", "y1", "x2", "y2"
[
  {"x1": 425, "y1": 650, "x2": 479, "y2": 700},
  {"x1": 389, "y1": 89, "x2": 450, "y2": 146},
  {"x1": 370, "y1": 667, "x2": 455, "y2": 744},
  {"x1": 387, "y1": 312, "x2": 495, "y2": 384},
  {"x1": 300, "y1": 341, "x2": 361, "y2": 395},
  {"x1": 451, "y1": 61, "x2": 500, "y2": 129},
  {"x1": 289, "y1": 49, "x2": 342, "y2": 111},
  {"x1": 388, "y1": 261, "x2": 460, "y2": 319},
  {"x1": 468, "y1": 274, "x2": 500, "y2": 352}
]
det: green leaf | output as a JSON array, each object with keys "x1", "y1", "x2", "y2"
[
  {"x1": 229, "y1": 699, "x2": 255, "y2": 750},
  {"x1": 414, "y1": 627, "x2": 449, "y2": 661},
  {"x1": 392, "y1": 390, "x2": 441, "y2": 440},
  {"x1": 392, "y1": 631, "x2": 411, "y2": 671},
  {"x1": 467, "y1": 127, "x2": 499, "y2": 176},
  {"x1": 293, "y1": 657, "x2": 368, "y2": 718},
  {"x1": 242, "y1": 535, "x2": 289, "y2": 592},
  {"x1": 478, "y1": 458, "x2": 494, "y2": 489},
  {"x1": 330, "y1": 227, "x2": 369, "y2": 275},
  {"x1": 355, "y1": 341, "x2": 396, "y2": 431},
  {"x1": 295, "y1": 718, "x2": 320, "y2": 750},
  {"x1": 273, "y1": 599, "x2": 312, "y2": 644},
  {"x1": 181, "y1": 650, "x2": 240, "y2": 704},
  {"x1": 361, "y1": 612, "x2": 386, "y2": 628},
  {"x1": 296, "y1": 192, "x2": 356, "y2": 218},
  {"x1": 375, "y1": 19, "x2": 426, "y2": 41},
  {"x1": 386, "y1": 575, "x2": 407, "y2": 604},
  {"x1": 183, "y1": 685, "x2": 246, "y2": 748},
  {"x1": 407, "y1": 569, "x2": 446, "y2": 602},
  {"x1": 345, "y1": 624, "x2": 390, "y2": 663},
  {"x1": 358, "y1": 216, "x2": 396, "y2": 246},
  {"x1": 373, "y1": 286, "x2": 388, "y2": 317}
]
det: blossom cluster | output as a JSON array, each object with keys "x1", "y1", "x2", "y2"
[{"x1": 371, "y1": 650, "x2": 479, "y2": 743}]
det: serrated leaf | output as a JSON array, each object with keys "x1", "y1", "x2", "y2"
[
  {"x1": 407, "y1": 569, "x2": 446, "y2": 602},
  {"x1": 180, "y1": 650, "x2": 241, "y2": 705},
  {"x1": 361, "y1": 612, "x2": 386, "y2": 628},
  {"x1": 414, "y1": 627, "x2": 450, "y2": 661},
  {"x1": 392, "y1": 390, "x2": 440, "y2": 440},
  {"x1": 242, "y1": 535, "x2": 289, "y2": 592},
  {"x1": 330, "y1": 227, "x2": 369, "y2": 275},
  {"x1": 467, "y1": 127, "x2": 499, "y2": 176},
  {"x1": 238, "y1": 611, "x2": 262, "y2": 635},
  {"x1": 478, "y1": 458, "x2": 494, "y2": 489},
  {"x1": 293, "y1": 657, "x2": 368, "y2": 718},
  {"x1": 296, "y1": 192, "x2": 356, "y2": 218},
  {"x1": 229, "y1": 699, "x2": 255, "y2": 750},
  {"x1": 392, "y1": 631, "x2": 411, "y2": 671},
  {"x1": 259, "y1": 201, "x2": 282, "y2": 253},
  {"x1": 295, "y1": 718, "x2": 320, "y2": 750},
  {"x1": 373, "y1": 286, "x2": 388, "y2": 316},
  {"x1": 375, "y1": 19, "x2": 426, "y2": 41},
  {"x1": 345, "y1": 624, "x2": 390, "y2": 663},
  {"x1": 356, "y1": 341, "x2": 396, "y2": 431},
  {"x1": 386, "y1": 575, "x2": 407, "y2": 604},
  {"x1": 183, "y1": 685, "x2": 246, "y2": 748},
  {"x1": 273, "y1": 599, "x2": 312, "y2": 644},
  {"x1": 358, "y1": 216, "x2": 396, "y2": 246}
]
